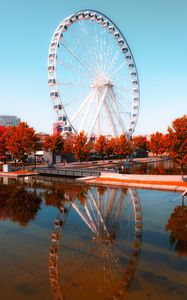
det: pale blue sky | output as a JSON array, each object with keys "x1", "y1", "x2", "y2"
[{"x1": 0, "y1": 0, "x2": 186, "y2": 134}]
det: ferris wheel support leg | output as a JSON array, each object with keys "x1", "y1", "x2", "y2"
[
  {"x1": 90, "y1": 190, "x2": 110, "y2": 237},
  {"x1": 84, "y1": 203, "x2": 97, "y2": 233},
  {"x1": 103, "y1": 99, "x2": 117, "y2": 136},
  {"x1": 88, "y1": 87, "x2": 108, "y2": 139},
  {"x1": 105, "y1": 189, "x2": 117, "y2": 220},
  {"x1": 70, "y1": 90, "x2": 94, "y2": 125},
  {"x1": 72, "y1": 203, "x2": 96, "y2": 233},
  {"x1": 78, "y1": 90, "x2": 97, "y2": 132},
  {"x1": 96, "y1": 92, "x2": 100, "y2": 138},
  {"x1": 109, "y1": 88, "x2": 126, "y2": 133}
]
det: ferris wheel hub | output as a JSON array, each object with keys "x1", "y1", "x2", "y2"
[{"x1": 91, "y1": 73, "x2": 113, "y2": 89}]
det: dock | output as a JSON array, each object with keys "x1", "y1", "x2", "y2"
[{"x1": 35, "y1": 167, "x2": 101, "y2": 178}]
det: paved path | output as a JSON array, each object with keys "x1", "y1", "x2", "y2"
[{"x1": 78, "y1": 172, "x2": 187, "y2": 193}]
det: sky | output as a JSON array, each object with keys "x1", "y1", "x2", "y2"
[{"x1": 0, "y1": 0, "x2": 186, "y2": 135}]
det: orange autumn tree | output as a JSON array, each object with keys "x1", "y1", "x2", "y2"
[
  {"x1": 43, "y1": 133, "x2": 64, "y2": 164},
  {"x1": 106, "y1": 137, "x2": 117, "y2": 157},
  {"x1": 132, "y1": 135, "x2": 148, "y2": 152},
  {"x1": 166, "y1": 115, "x2": 187, "y2": 175},
  {"x1": 72, "y1": 131, "x2": 92, "y2": 162},
  {"x1": 7, "y1": 186, "x2": 42, "y2": 227},
  {"x1": 64, "y1": 134, "x2": 75, "y2": 155},
  {"x1": 114, "y1": 134, "x2": 132, "y2": 159},
  {"x1": 94, "y1": 135, "x2": 108, "y2": 159},
  {"x1": 149, "y1": 131, "x2": 166, "y2": 156},
  {"x1": 7, "y1": 122, "x2": 40, "y2": 165},
  {"x1": 0, "y1": 126, "x2": 10, "y2": 163},
  {"x1": 166, "y1": 205, "x2": 187, "y2": 257}
]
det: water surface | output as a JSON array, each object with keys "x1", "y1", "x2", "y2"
[{"x1": 0, "y1": 177, "x2": 186, "y2": 299}]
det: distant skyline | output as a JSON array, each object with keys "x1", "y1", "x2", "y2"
[{"x1": 0, "y1": 0, "x2": 186, "y2": 135}]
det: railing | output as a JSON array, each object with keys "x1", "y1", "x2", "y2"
[{"x1": 36, "y1": 168, "x2": 100, "y2": 178}]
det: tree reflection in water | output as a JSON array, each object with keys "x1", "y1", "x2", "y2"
[
  {"x1": 166, "y1": 203, "x2": 187, "y2": 257},
  {"x1": 44, "y1": 183, "x2": 89, "y2": 209},
  {"x1": 0, "y1": 182, "x2": 42, "y2": 227},
  {"x1": 48, "y1": 186, "x2": 142, "y2": 300}
]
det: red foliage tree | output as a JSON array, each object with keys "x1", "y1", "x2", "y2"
[
  {"x1": 72, "y1": 131, "x2": 92, "y2": 161},
  {"x1": 166, "y1": 115, "x2": 187, "y2": 174},
  {"x1": 166, "y1": 204, "x2": 187, "y2": 257},
  {"x1": 149, "y1": 131, "x2": 166, "y2": 156},
  {"x1": 106, "y1": 137, "x2": 117, "y2": 157},
  {"x1": 43, "y1": 133, "x2": 64, "y2": 164},
  {"x1": 132, "y1": 135, "x2": 148, "y2": 152},
  {"x1": 6, "y1": 122, "x2": 40, "y2": 165},
  {"x1": 0, "y1": 126, "x2": 10, "y2": 163},
  {"x1": 114, "y1": 134, "x2": 132, "y2": 159},
  {"x1": 64, "y1": 134, "x2": 75, "y2": 155},
  {"x1": 94, "y1": 135, "x2": 108, "y2": 159}
]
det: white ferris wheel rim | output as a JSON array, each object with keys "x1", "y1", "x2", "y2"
[{"x1": 48, "y1": 9, "x2": 140, "y2": 138}]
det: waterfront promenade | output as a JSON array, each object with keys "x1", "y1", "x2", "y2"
[
  {"x1": 79, "y1": 173, "x2": 187, "y2": 193},
  {"x1": 0, "y1": 158, "x2": 186, "y2": 193}
]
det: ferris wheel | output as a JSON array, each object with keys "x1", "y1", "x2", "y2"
[{"x1": 48, "y1": 10, "x2": 140, "y2": 138}]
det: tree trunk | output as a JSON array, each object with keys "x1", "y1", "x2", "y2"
[{"x1": 180, "y1": 165, "x2": 184, "y2": 181}]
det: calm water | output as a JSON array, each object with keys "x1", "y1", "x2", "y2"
[
  {"x1": 0, "y1": 177, "x2": 187, "y2": 300},
  {"x1": 119, "y1": 159, "x2": 187, "y2": 175}
]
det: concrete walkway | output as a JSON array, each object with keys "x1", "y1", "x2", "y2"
[
  {"x1": 0, "y1": 170, "x2": 38, "y2": 178},
  {"x1": 78, "y1": 172, "x2": 187, "y2": 193},
  {"x1": 100, "y1": 173, "x2": 186, "y2": 182}
]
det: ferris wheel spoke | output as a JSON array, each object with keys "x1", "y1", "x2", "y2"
[
  {"x1": 91, "y1": 22, "x2": 103, "y2": 72},
  {"x1": 78, "y1": 21, "x2": 100, "y2": 74},
  {"x1": 98, "y1": 29, "x2": 104, "y2": 71},
  {"x1": 114, "y1": 84, "x2": 132, "y2": 94},
  {"x1": 103, "y1": 33, "x2": 115, "y2": 73},
  {"x1": 110, "y1": 60, "x2": 127, "y2": 77},
  {"x1": 60, "y1": 41, "x2": 95, "y2": 78},
  {"x1": 106, "y1": 47, "x2": 122, "y2": 75},
  {"x1": 72, "y1": 22, "x2": 99, "y2": 75},
  {"x1": 99, "y1": 28, "x2": 108, "y2": 72},
  {"x1": 115, "y1": 90, "x2": 132, "y2": 106},
  {"x1": 57, "y1": 60, "x2": 92, "y2": 80}
]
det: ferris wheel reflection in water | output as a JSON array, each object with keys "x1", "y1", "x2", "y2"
[{"x1": 48, "y1": 187, "x2": 143, "y2": 300}]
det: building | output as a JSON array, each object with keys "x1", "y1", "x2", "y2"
[{"x1": 0, "y1": 115, "x2": 20, "y2": 127}]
